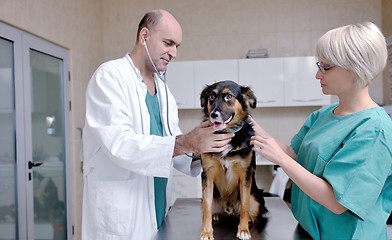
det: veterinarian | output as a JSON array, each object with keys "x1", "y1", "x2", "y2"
[
  {"x1": 81, "y1": 9, "x2": 233, "y2": 240},
  {"x1": 251, "y1": 22, "x2": 392, "y2": 239}
]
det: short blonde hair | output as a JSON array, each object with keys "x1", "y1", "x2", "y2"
[{"x1": 316, "y1": 22, "x2": 387, "y2": 88}]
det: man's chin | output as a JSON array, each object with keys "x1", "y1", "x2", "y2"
[{"x1": 157, "y1": 65, "x2": 167, "y2": 73}]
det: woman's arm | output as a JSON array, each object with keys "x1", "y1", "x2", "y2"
[
  {"x1": 250, "y1": 135, "x2": 347, "y2": 214},
  {"x1": 250, "y1": 116, "x2": 297, "y2": 160}
]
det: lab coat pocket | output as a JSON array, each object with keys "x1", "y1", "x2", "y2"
[{"x1": 91, "y1": 179, "x2": 135, "y2": 235}]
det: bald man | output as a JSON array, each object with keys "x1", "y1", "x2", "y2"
[{"x1": 82, "y1": 9, "x2": 233, "y2": 239}]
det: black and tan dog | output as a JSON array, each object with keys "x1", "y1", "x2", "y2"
[{"x1": 199, "y1": 80, "x2": 267, "y2": 240}]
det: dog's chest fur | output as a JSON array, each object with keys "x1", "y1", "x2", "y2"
[{"x1": 218, "y1": 156, "x2": 246, "y2": 185}]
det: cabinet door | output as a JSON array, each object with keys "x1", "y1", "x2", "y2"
[
  {"x1": 166, "y1": 61, "x2": 195, "y2": 109},
  {"x1": 284, "y1": 56, "x2": 331, "y2": 106},
  {"x1": 194, "y1": 60, "x2": 238, "y2": 108},
  {"x1": 239, "y1": 58, "x2": 284, "y2": 107}
]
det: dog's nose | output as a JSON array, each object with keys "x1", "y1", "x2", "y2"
[{"x1": 210, "y1": 111, "x2": 220, "y2": 119}]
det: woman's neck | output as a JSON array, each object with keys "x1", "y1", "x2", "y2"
[{"x1": 335, "y1": 86, "x2": 378, "y2": 116}]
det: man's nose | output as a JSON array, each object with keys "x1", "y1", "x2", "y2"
[{"x1": 169, "y1": 46, "x2": 177, "y2": 59}]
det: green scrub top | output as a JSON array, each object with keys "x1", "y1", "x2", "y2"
[
  {"x1": 145, "y1": 90, "x2": 167, "y2": 229},
  {"x1": 290, "y1": 103, "x2": 392, "y2": 240}
]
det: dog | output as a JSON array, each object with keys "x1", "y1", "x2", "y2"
[{"x1": 199, "y1": 80, "x2": 267, "y2": 240}]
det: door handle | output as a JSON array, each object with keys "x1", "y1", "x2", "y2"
[{"x1": 28, "y1": 161, "x2": 43, "y2": 169}]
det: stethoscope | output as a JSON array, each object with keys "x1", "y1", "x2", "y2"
[
  {"x1": 143, "y1": 38, "x2": 173, "y2": 136},
  {"x1": 144, "y1": 39, "x2": 200, "y2": 159}
]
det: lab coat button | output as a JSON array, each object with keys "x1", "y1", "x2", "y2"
[{"x1": 152, "y1": 221, "x2": 157, "y2": 227}]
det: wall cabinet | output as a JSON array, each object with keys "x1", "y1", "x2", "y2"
[
  {"x1": 194, "y1": 59, "x2": 238, "y2": 108},
  {"x1": 165, "y1": 61, "x2": 195, "y2": 109},
  {"x1": 238, "y1": 58, "x2": 284, "y2": 107},
  {"x1": 166, "y1": 59, "x2": 238, "y2": 109},
  {"x1": 166, "y1": 57, "x2": 331, "y2": 109},
  {"x1": 283, "y1": 57, "x2": 330, "y2": 106}
]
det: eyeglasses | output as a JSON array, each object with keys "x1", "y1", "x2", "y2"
[{"x1": 316, "y1": 62, "x2": 336, "y2": 74}]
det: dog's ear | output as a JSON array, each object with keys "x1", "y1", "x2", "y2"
[
  {"x1": 241, "y1": 86, "x2": 257, "y2": 109},
  {"x1": 200, "y1": 84, "x2": 210, "y2": 109}
]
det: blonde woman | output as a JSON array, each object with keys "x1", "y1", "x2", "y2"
[{"x1": 251, "y1": 22, "x2": 392, "y2": 239}]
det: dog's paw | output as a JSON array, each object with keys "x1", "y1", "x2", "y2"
[
  {"x1": 236, "y1": 229, "x2": 251, "y2": 240},
  {"x1": 200, "y1": 231, "x2": 214, "y2": 240}
]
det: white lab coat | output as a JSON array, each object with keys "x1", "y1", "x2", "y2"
[{"x1": 81, "y1": 54, "x2": 201, "y2": 240}]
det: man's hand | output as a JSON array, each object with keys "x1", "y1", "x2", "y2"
[{"x1": 173, "y1": 121, "x2": 234, "y2": 157}]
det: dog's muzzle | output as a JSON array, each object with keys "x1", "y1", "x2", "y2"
[{"x1": 210, "y1": 111, "x2": 233, "y2": 130}]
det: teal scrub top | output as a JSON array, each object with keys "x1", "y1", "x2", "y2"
[
  {"x1": 290, "y1": 103, "x2": 392, "y2": 240},
  {"x1": 145, "y1": 90, "x2": 167, "y2": 229}
]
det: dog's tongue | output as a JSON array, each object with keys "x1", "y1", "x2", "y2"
[
  {"x1": 213, "y1": 122, "x2": 226, "y2": 130},
  {"x1": 212, "y1": 115, "x2": 233, "y2": 130}
]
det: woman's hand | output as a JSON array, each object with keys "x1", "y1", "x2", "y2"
[
  {"x1": 250, "y1": 116, "x2": 297, "y2": 161},
  {"x1": 250, "y1": 135, "x2": 288, "y2": 166},
  {"x1": 251, "y1": 135, "x2": 347, "y2": 215}
]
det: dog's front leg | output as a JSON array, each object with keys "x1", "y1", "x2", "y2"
[
  {"x1": 237, "y1": 175, "x2": 252, "y2": 240},
  {"x1": 200, "y1": 170, "x2": 215, "y2": 240}
]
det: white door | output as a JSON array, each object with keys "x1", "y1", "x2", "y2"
[
  {"x1": 0, "y1": 22, "x2": 72, "y2": 240},
  {"x1": 0, "y1": 28, "x2": 21, "y2": 240}
]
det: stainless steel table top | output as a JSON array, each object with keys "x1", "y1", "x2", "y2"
[{"x1": 155, "y1": 197, "x2": 311, "y2": 239}]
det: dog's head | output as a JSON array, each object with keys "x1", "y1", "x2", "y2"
[{"x1": 200, "y1": 80, "x2": 256, "y2": 131}]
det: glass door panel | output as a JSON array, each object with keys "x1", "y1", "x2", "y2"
[
  {"x1": 30, "y1": 49, "x2": 67, "y2": 240},
  {"x1": 0, "y1": 38, "x2": 17, "y2": 239}
]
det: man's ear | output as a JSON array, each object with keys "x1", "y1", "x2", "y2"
[
  {"x1": 241, "y1": 86, "x2": 257, "y2": 109},
  {"x1": 139, "y1": 27, "x2": 149, "y2": 44}
]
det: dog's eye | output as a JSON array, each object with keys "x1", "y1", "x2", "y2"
[
  {"x1": 224, "y1": 94, "x2": 233, "y2": 101},
  {"x1": 209, "y1": 95, "x2": 215, "y2": 102}
]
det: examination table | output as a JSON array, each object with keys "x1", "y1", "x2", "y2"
[{"x1": 155, "y1": 197, "x2": 310, "y2": 239}]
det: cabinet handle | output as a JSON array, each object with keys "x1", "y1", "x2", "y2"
[
  {"x1": 257, "y1": 100, "x2": 277, "y2": 103},
  {"x1": 292, "y1": 99, "x2": 322, "y2": 102}
]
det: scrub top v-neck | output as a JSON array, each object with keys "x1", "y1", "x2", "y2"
[{"x1": 145, "y1": 89, "x2": 167, "y2": 229}]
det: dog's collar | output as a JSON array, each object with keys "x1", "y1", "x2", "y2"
[{"x1": 227, "y1": 122, "x2": 244, "y2": 133}]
